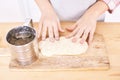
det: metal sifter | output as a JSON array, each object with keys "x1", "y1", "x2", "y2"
[{"x1": 6, "y1": 19, "x2": 39, "y2": 66}]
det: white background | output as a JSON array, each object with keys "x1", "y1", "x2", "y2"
[{"x1": 0, "y1": 0, "x2": 120, "y2": 22}]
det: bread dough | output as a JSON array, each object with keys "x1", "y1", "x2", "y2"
[{"x1": 39, "y1": 37, "x2": 88, "y2": 57}]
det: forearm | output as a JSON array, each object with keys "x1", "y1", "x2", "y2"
[
  {"x1": 35, "y1": 0, "x2": 54, "y2": 14},
  {"x1": 83, "y1": 1, "x2": 108, "y2": 19}
]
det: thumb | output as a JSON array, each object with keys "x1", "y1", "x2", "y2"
[
  {"x1": 58, "y1": 21, "x2": 64, "y2": 32},
  {"x1": 66, "y1": 23, "x2": 77, "y2": 31}
]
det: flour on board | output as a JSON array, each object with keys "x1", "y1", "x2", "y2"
[{"x1": 39, "y1": 37, "x2": 88, "y2": 57}]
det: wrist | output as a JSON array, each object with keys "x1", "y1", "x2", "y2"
[
  {"x1": 35, "y1": 0, "x2": 55, "y2": 15},
  {"x1": 84, "y1": 1, "x2": 108, "y2": 19}
]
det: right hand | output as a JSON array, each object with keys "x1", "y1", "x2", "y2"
[{"x1": 38, "y1": 11, "x2": 64, "y2": 42}]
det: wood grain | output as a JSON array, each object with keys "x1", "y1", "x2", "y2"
[
  {"x1": 0, "y1": 22, "x2": 120, "y2": 80},
  {"x1": 9, "y1": 33, "x2": 109, "y2": 71}
]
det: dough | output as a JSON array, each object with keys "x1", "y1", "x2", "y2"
[{"x1": 39, "y1": 37, "x2": 88, "y2": 57}]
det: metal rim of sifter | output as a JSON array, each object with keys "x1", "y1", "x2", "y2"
[{"x1": 6, "y1": 19, "x2": 36, "y2": 46}]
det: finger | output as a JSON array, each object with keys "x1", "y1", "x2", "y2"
[
  {"x1": 71, "y1": 37, "x2": 78, "y2": 43},
  {"x1": 72, "y1": 28, "x2": 84, "y2": 42},
  {"x1": 80, "y1": 29, "x2": 89, "y2": 44},
  {"x1": 53, "y1": 23, "x2": 59, "y2": 40},
  {"x1": 66, "y1": 27, "x2": 79, "y2": 38},
  {"x1": 48, "y1": 25, "x2": 54, "y2": 42},
  {"x1": 88, "y1": 25, "x2": 96, "y2": 44},
  {"x1": 88, "y1": 31, "x2": 94, "y2": 45},
  {"x1": 42, "y1": 24, "x2": 47, "y2": 41},
  {"x1": 66, "y1": 23, "x2": 77, "y2": 31},
  {"x1": 57, "y1": 21, "x2": 64, "y2": 32},
  {"x1": 37, "y1": 20, "x2": 43, "y2": 38}
]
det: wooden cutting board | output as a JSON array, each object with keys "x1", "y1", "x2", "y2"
[{"x1": 9, "y1": 33, "x2": 110, "y2": 71}]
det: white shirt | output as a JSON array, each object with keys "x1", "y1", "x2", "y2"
[{"x1": 50, "y1": 0, "x2": 105, "y2": 21}]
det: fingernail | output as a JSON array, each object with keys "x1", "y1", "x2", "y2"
[
  {"x1": 72, "y1": 38, "x2": 77, "y2": 43},
  {"x1": 42, "y1": 37, "x2": 45, "y2": 41},
  {"x1": 80, "y1": 39, "x2": 84, "y2": 44},
  {"x1": 65, "y1": 36, "x2": 68, "y2": 38},
  {"x1": 56, "y1": 37, "x2": 59, "y2": 41},
  {"x1": 49, "y1": 38, "x2": 55, "y2": 42},
  {"x1": 65, "y1": 35, "x2": 70, "y2": 38}
]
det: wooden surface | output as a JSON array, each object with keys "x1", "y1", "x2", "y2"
[
  {"x1": 9, "y1": 33, "x2": 109, "y2": 71},
  {"x1": 0, "y1": 22, "x2": 120, "y2": 80}
]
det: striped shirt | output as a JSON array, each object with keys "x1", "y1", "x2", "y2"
[{"x1": 102, "y1": 0, "x2": 120, "y2": 12}]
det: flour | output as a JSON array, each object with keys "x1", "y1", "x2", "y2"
[{"x1": 39, "y1": 37, "x2": 88, "y2": 57}]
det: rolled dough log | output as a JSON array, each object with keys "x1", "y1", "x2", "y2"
[{"x1": 39, "y1": 37, "x2": 88, "y2": 57}]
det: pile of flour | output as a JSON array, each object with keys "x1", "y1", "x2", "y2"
[{"x1": 39, "y1": 37, "x2": 88, "y2": 57}]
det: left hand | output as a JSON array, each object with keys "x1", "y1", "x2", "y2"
[{"x1": 66, "y1": 14, "x2": 97, "y2": 44}]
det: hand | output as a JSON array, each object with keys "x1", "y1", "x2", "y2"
[
  {"x1": 65, "y1": 1, "x2": 109, "y2": 44},
  {"x1": 37, "y1": 11, "x2": 64, "y2": 42},
  {"x1": 66, "y1": 14, "x2": 97, "y2": 44}
]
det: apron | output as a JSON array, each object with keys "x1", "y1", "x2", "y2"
[{"x1": 50, "y1": 0, "x2": 105, "y2": 21}]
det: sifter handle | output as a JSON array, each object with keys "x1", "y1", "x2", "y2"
[{"x1": 23, "y1": 18, "x2": 33, "y2": 27}]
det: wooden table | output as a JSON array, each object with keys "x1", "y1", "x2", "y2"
[{"x1": 0, "y1": 22, "x2": 120, "y2": 80}]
